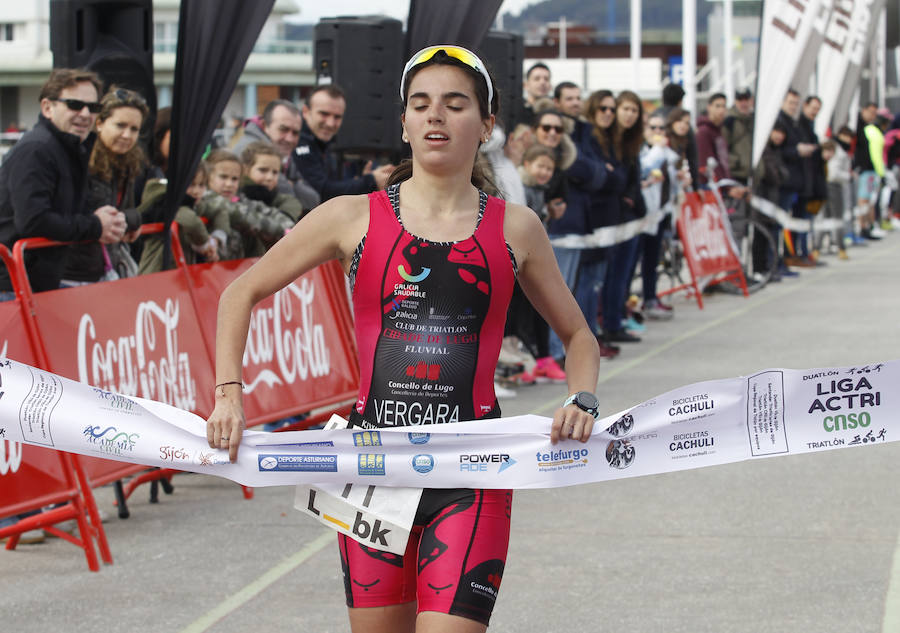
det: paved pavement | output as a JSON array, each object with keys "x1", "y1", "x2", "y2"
[{"x1": 2, "y1": 234, "x2": 900, "y2": 633}]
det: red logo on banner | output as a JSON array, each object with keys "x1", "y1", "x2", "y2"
[{"x1": 669, "y1": 191, "x2": 748, "y2": 309}]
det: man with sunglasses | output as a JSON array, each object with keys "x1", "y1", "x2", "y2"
[{"x1": 0, "y1": 68, "x2": 126, "y2": 298}]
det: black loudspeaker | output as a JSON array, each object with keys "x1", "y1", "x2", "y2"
[
  {"x1": 314, "y1": 16, "x2": 405, "y2": 154},
  {"x1": 478, "y1": 31, "x2": 524, "y2": 131},
  {"x1": 49, "y1": 0, "x2": 156, "y2": 118}
]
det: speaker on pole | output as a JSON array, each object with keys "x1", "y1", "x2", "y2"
[
  {"x1": 478, "y1": 31, "x2": 524, "y2": 130},
  {"x1": 49, "y1": 0, "x2": 156, "y2": 120},
  {"x1": 314, "y1": 16, "x2": 404, "y2": 155}
]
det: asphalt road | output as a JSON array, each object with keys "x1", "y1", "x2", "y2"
[{"x1": 2, "y1": 233, "x2": 899, "y2": 633}]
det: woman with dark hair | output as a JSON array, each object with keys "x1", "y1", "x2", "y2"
[
  {"x1": 206, "y1": 45, "x2": 601, "y2": 632},
  {"x1": 545, "y1": 90, "x2": 624, "y2": 361},
  {"x1": 60, "y1": 87, "x2": 148, "y2": 284},
  {"x1": 531, "y1": 109, "x2": 575, "y2": 217},
  {"x1": 665, "y1": 107, "x2": 697, "y2": 181},
  {"x1": 600, "y1": 90, "x2": 647, "y2": 343}
]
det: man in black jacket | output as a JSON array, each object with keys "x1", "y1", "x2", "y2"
[
  {"x1": 776, "y1": 90, "x2": 819, "y2": 266},
  {"x1": 293, "y1": 85, "x2": 394, "y2": 202},
  {"x1": 0, "y1": 68, "x2": 126, "y2": 297}
]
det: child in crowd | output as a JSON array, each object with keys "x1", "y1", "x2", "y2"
[
  {"x1": 821, "y1": 138, "x2": 849, "y2": 259},
  {"x1": 518, "y1": 143, "x2": 558, "y2": 221},
  {"x1": 200, "y1": 148, "x2": 298, "y2": 258},
  {"x1": 138, "y1": 162, "x2": 227, "y2": 274},
  {"x1": 238, "y1": 141, "x2": 303, "y2": 256}
]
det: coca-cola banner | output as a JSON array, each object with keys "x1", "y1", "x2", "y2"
[
  {"x1": 672, "y1": 192, "x2": 748, "y2": 308},
  {"x1": 186, "y1": 260, "x2": 359, "y2": 425},
  {"x1": 30, "y1": 270, "x2": 214, "y2": 415},
  {"x1": 24, "y1": 262, "x2": 358, "y2": 427},
  {"x1": 678, "y1": 192, "x2": 744, "y2": 279}
]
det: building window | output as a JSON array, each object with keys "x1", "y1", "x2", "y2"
[{"x1": 1, "y1": 24, "x2": 16, "y2": 41}]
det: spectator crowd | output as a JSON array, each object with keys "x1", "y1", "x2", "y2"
[{"x1": 1, "y1": 64, "x2": 899, "y2": 410}]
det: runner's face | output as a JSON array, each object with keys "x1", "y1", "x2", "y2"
[
  {"x1": 402, "y1": 64, "x2": 492, "y2": 171},
  {"x1": 96, "y1": 106, "x2": 143, "y2": 155},
  {"x1": 208, "y1": 160, "x2": 241, "y2": 198},
  {"x1": 303, "y1": 93, "x2": 345, "y2": 143},
  {"x1": 616, "y1": 100, "x2": 640, "y2": 130}
]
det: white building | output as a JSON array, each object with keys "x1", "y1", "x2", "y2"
[{"x1": 0, "y1": 0, "x2": 314, "y2": 132}]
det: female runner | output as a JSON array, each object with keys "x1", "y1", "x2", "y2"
[{"x1": 207, "y1": 45, "x2": 601, "y2": 633}]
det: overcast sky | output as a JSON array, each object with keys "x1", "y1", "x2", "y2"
[{"x1": 289, "y1": 0, "x2": 542, "y2": 25}]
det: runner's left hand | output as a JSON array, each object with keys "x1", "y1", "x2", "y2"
[{"x1": 551, "y1": 405, "x2": 595, "y2": 444}]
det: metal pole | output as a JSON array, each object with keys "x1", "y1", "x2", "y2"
[
  {"x1": 724, "y1": 0, "x2": 734, "y2": 105},
  {"x1": 631, "y1": 0, "x2": 641, "y2": 93},
  {"x1": 877, "y1": 7, "x2": 886, "y2": 107},
  {"x1": 560, "y1": 16, "x2": 567, "y2": 59},
  {"x1": 683, "y1": 0, "x2": 697, "y2": 125}
]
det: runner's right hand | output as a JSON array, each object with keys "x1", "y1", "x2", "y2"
[{"x1": 206, "y1": 385, "x2": 246, "y2": 463}]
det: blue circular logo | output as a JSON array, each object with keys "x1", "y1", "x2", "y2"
[
  {"x1": 407, "y1": 432, "x2": 431, "y2": 445},
  {"x1": 411, "y1": 454, "x2": 435, "y2": 474}
]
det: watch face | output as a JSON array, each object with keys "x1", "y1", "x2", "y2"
[{"x1": 576, "y1": 391, "x2": 599, "y2": 410}]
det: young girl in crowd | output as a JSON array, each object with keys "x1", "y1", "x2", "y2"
[
  {"x1": 207, "y1": 44, "x2": 601, "y2": 633},
  {"x1": 518, "y1": 143, "x2": 557, "y2": 221},
  {"x1": 138, "y1": 162, "x2": 223, "y2": 274},
  {"x1": 201, "y1": 149, "x2": 297, "y2": 258}
]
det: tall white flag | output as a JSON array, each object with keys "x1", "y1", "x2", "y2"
[
  {"x1": 752, "y1": 0, "x2": 827, "y2": 167},
  {"x1": 816, "y1": 0, "x2": 886, "y2": 138}
]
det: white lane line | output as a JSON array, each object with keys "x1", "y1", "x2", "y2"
[{"x1": 179, "y1": 530, "x2": 334, "y2": 633}]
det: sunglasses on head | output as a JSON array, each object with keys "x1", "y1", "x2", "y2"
[
  {"x1": 540, "y1": 123, "x2": 564, "y2": 134},
  {"x1": 112, "y1": 88, "x2": 147, "y2": 107},
  {"x1": 597, "y1": 105, "x2": 615, "y2": 113},
  {"x1": 52, "y1": 98, "x2": 102, "y2": 114},
  {"x1": 400, "y1": 45, "x2": 494, "y2": 105}
]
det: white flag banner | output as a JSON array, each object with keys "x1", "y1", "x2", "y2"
[
  {"x1": 793, "y1": 2, "x2": 831, "y2": 98},
  {"x1": 828, "y1": 0, "x2": 886, "y2": 136},
  {"x1": 753, "y1": 0, "x2": 827, "y2": 167},
  {"x1": 0, "y1": 357, "x2": 897, "y2": 492}
]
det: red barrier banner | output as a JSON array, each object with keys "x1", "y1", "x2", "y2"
[
  {"x1": 186, "y1": 259, "x2": 360, "y2": 426},
  {"x1": 28, "y1": 270, "x2": 216, "y2": 487},
  {"x1": 672, "y1": 191, "x2": 748, "y2": 309},
  {"x1": 31, "y1": 270, "x2": 215, "y2": 413},
  {"x1": 0, "y1": 297, "x2": 32, "y2": 368}
]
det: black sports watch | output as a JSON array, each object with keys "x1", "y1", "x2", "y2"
[{"x1": 563, "y1": 391, "x2": 600, "y2": 420}]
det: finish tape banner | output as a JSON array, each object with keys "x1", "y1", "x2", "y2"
[{"x1": 1, "y1": 357, "x2": 896, "y2": 491}]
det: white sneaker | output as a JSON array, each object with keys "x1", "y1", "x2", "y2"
[
  {"x1": 870, "y1": 226, "x2": 887, "y2": 238},
  {"x1": 494, "y1": 381, "x2": 517, "y2": 399},
  {"x1": 892, "y1": 216, "x2": 900, "y2": 230}
]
